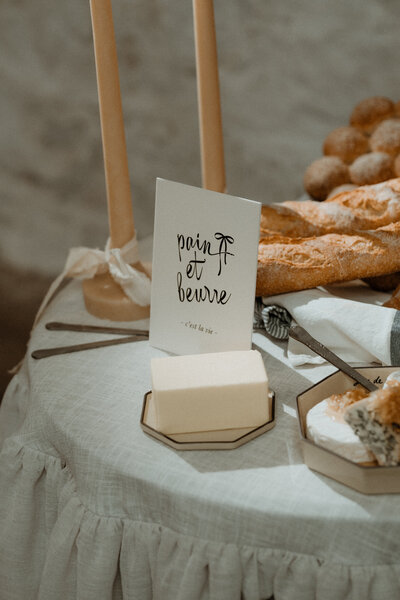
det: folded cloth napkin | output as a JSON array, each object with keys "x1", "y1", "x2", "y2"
[{"x1": 255, "y1": 281, "x2": 400, "y2": 367}]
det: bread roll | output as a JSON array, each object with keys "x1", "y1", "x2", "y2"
[
  {"x1": 370, "y1": 119, "x2": 400, "y2": 156},
  {"x1": 350, "y1": 96, "x2": 395, "y2": 134},
  {"x1": 323, "y1": 126, "x2": 369, "y2": 164},
  {"x1": 394, "y1": 154, "x2": 400, "y2": 177},
  {"x1": 349, "y1": 152, "x2": 394, "y2": 186},
  {"x1": 303, "y1": 156, "x2": 350, "y2": 201}
]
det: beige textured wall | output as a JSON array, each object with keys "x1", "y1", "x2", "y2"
[{"x1": 1, "y1": 0, "x2": 400, "y2": 276}]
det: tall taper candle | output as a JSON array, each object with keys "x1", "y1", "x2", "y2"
[
  {"x1": 89, "y1": 0, "x2": 135, "y2": 249},
  {"x1": 193, "y1": 0, "x2": 226, "y2": 193}
]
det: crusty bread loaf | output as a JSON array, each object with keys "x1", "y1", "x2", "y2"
[
  {"x1": 260, "y1": 178, "x2": 400, "y2": 237},
  {"x1": 257, "y1": 178, "x2": 400, "y2": 296},
  {"x1": 257, "y1": 202, "x2": 400, "y2": 297},
  {"x1": 384, "y1": 284, "x2": 400, "y2": 309},
  {"x1": 364, "y1": 272, "x2": 400, "y2": 292}
]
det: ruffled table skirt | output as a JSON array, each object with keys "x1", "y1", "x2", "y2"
[
  {"x1": 1, "y1": 281, "x2": 400, "y2": 600},
  {"x1": 3, "y1": 436, "x2": 400, "y2": 600}
]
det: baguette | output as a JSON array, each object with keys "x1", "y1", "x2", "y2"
[
  {"x1": 384, "y1": 284, "x2": 400, "y2": 309},
  {"x1": 256, "y1": 222, "x2": 400, "y2": 297},
  {"x1": 260, "y1": 178, "x2": 400, "y2": 237}
]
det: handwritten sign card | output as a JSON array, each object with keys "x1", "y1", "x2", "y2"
[{"x1": 149, "y1": 179, "x2": 261, "y2": 355}]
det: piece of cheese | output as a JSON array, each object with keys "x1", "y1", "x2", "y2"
[
  {"x1": 384, "y1": 371, "x2": 400, "y2": 388},
  {"x1": 306, "y1": 400, "x2": 374, "y2": 463},
  {"x1": 150, "y1": 350, "x2": 269, "y2": 434},
  {"x1": 344, "y1": 389, "x2": 400, "y2": 466}
]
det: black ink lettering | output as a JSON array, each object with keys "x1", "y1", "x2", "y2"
[
  {"x1": 214, "y1": 233, "x2": 235, "y2": 275},
  {"x1": 176, "y1": 278, "x2": 232, "y2": 304},
  {"x1": 176, "y1": 231, "x2": 233, "y2": 266},
  {"x1": 176, "y1": 231, "x2": 234, "y2": 303},
  {"x1": 186, "y1": 251, "x2": 206, "y2": 280},
  {"x1": 177, "y1": 271, "x2": 185, "y2": 302},
  {"x1": 177, "y1": 234, "x2": 185, "y2": 262},
  {"x1": 204, "y1": 233, "x2": 235, "y2": 275}
]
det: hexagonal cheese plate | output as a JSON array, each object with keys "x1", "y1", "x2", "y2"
[
  {"x1": 140, "y1": 390, "x2": 275, "y2": 450},
  {"x1": 297, "y1": 366, "x2": 400, "y2": 495}
]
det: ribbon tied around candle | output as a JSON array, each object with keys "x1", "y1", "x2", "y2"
[{"x1": 33, "y1": 236, "x2": 151, "y2": 327}]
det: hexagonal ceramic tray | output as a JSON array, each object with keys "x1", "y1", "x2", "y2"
[
  {"x1": 140, "y1": 390, "x2": 275, "y2": 450},
  {"x1": 296, "y1": 366, "x2": 400, "y2": 494}
]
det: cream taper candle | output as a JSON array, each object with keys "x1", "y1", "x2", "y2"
[
  {"x1": 193, "y1": 0, "x2": 226, "y2": 193},
  {"x1": 89, "y1": 0, "x2": 135, "y2": 249}
]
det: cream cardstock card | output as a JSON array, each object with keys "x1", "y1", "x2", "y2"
[{"x1": 149, "y1": 179, "x2": 261, "y2": 355}]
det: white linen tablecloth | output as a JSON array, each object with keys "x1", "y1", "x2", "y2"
[{"x1": 1, "y1": 280, "x2": 400, "y2": 600}]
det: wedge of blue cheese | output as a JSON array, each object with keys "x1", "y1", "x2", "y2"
[
  {"x1": 306, "y1": 399, "x2": 374, "y2": 463},
  {"x1": 150, "y1": 350, "x2": 270, "y2": 434},
  {"x1": 344, "y1": 385, "x2": 400, "y2": 466}
]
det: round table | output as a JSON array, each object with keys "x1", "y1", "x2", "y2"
[{"x1": 0, "y1": 280, "x2": 400, "y2": 600}]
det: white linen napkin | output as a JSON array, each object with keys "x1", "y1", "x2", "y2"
[{"x1": 258, "y1": 281, "x2": 400, "y2": 367}]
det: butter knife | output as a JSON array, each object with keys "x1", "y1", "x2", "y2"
[
  {"x1": 31, "y1": 335, "x2": 142, "y2": 360},
  {"x1": 46, "y1": 321, "x2": 149, "y2": 337},
  {"x1": 288, "y1": 323, "x2": 378, "y2": 392}
]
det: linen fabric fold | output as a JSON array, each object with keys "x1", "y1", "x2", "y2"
[
  {"x1": 1, "y1": 435, "x2": 400, "y2": 600},
  {"x1": 260, "y1": 282, "x2": 400, "y2": 367},
  {"x1": 2, "y1": 279, "x2": 400, "y2": 600}
]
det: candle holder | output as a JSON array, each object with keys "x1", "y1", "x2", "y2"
[{"x1": 82, "y1": 261, "x2": 151, "y2": 321}]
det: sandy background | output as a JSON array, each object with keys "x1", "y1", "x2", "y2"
[{"x1": 1, "y1": 0, "x2": 400, "y2": 390}]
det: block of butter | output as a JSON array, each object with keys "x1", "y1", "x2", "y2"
[{"x1": 150, "y1": 350, "x2": 269, "y2": 434}]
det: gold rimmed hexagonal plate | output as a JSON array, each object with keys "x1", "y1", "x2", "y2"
[
  {"x1": 140, "y1": 390, "x2": 275, "y2": 450},
  {"x1": 297, "y1": 366, "x2": 400, "y2": 494}
]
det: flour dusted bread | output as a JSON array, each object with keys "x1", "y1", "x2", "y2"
[
  {"x1": 370, "y1": 119, "x2": 400, "y2": 156},
  {"x1": 257, "y1": 222, "x2": 400, "y2": 296},
  {"x1": 323, "y1": 126, "x2": 369, "y2": 164},
  {"x1": 303, "y1": 156, "x2": 350, "y2": 201},
  {"x1": 327, "y1": 184, "x2": 357, "y2": 199},
  {"x1": 350, "y1": 96, "x2": 395, "y2": 134},
  {"x1": 260, "y1": 178, "x2": 400, "y2": 237},
  {"x1": 349, "y1": 152, "x2": 394, "y2": 186},
  {"x1": 257, "y1": 179, "x2": 400, "y2": 296},
  {"x1": 304, "y1": 96, "x2": 400, "y2": 199},
  {"x1": 395, "y1": 155, "x2": 400, "y2": 177}
]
